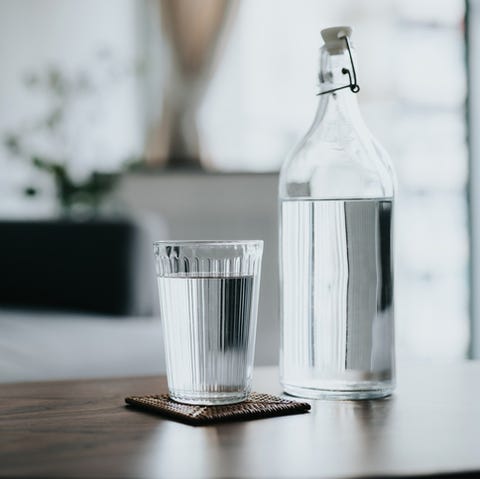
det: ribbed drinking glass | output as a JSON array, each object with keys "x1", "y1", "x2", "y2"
[{"x1": 153, "y1": 240, "x2": 263, "y2": 405}]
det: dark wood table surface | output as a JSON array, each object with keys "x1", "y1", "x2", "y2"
[{"x1": 1, "y1": 363, "x2": 480, "y2": 478}]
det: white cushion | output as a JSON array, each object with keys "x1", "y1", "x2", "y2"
[{"x1": 0, "y1": 310, "x2": 165, "y2": 383}]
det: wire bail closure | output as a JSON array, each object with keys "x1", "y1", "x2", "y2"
[{"x1": 317, "y1": 35, "x2": 360, "y2": 96}]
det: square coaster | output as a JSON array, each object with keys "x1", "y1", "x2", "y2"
[{"x1": 125, "y1": 393, "x2": 310, "y2": 426}]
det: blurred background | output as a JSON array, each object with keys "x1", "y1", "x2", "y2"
[{"x1": 0, "y1": 0, "x2": 478, "y2": 382}]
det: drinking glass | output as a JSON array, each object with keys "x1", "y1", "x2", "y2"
[{"x1": 153, "y1": 240, "x2": 263, "y2": 405}]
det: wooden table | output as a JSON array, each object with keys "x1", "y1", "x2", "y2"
[{"x1": 1, "y1": 363, "x2": 480, "y2": 478}]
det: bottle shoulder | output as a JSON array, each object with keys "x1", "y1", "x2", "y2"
[{"x1": 279, "y1": 118, "x2": 395, "y2": 200}]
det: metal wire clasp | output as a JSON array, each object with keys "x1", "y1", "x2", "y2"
[{"x1": 317, "y1": 35, "x2": 360, "y2": 96}]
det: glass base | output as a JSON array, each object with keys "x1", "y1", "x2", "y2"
[
  {"x1": 283, "y1": 383, "x2": 394, "y2": 400},
  {"x1": 169, "y1": 390, "x2": 249, "y2": 406}
]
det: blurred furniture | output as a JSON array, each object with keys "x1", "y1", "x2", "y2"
[
  {"x1": 0, "y1": 219, "x2": 152, "y2": 316},
  {"x1": 0, "y1": 215, "x2": 167, "y2": 383},
  {"x1": 0, "y1": 311, "x2": 165, "y2": 383},
  {"x1": 1, "y1": 363, "x2": 480, "y2": 478}
]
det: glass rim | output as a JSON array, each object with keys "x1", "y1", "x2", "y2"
[{"x1": 153, "y1": 240, "x2": 263, "y2": 247}]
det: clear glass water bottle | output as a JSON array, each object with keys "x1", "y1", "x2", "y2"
[{"x1": 279, "y1": 26, "x2": 396, "y2": 400}]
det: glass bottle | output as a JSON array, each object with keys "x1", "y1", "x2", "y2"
[{"x1": 279, "y1": 26, "x2": 395, "y2": 399}]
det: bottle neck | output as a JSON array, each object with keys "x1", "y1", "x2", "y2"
[{"x1": 314, "y1": 47, "x2": 364, "y2": 128}]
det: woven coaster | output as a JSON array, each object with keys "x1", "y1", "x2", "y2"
[{"x1": 125, "y1": 393, "x2": 310, "y2": 426}]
